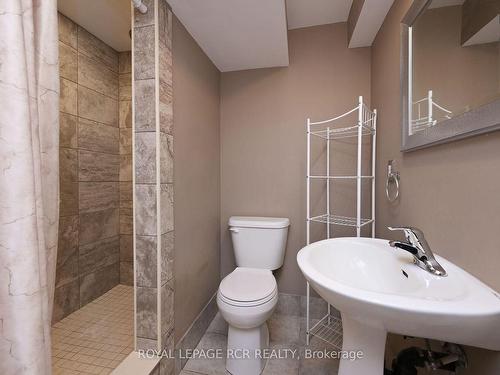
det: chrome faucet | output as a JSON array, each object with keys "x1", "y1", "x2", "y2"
[{"x1": 388, "y1": 226, "x2": 447, "y2": 277}]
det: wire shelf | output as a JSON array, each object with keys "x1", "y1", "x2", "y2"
[
  {"x1": 308, "y1": 214, "x2": 374, "y2": 228},
  {"x1": 309, "y1": 124, "x2": 375, "y2": 140},
  {"x1": 309, "y1": 175, "x2": 374, "y2": 180},
  {"x1": 309, "y1": 314, "x2": 343, "y2": 350}
]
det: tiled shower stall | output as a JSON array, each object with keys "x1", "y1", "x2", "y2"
[
  {"x1": 52, "y1": 10, "x2": 136, "y2": 375},
  {"x1": 54, "y1": 12, "x2": 133, "y2": 323},
  {"x1": 53, "y1": 1, "x2": 175, "y2": 373}
]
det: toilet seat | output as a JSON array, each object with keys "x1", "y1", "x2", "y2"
[{"x1": 219, "y1": 267, "x2": 277, "y2": 307}]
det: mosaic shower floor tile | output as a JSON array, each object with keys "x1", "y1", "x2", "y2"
[{"x1": 52, "y1": 285, "x2": 134, "y2": 375}]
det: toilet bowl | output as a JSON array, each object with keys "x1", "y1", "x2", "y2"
[
  {"x1": 217, "y1": 268, "x2": 278, "y2": 375},
  {"x1": 218, "y1": 216, "x2": 289, "y2": 375}
]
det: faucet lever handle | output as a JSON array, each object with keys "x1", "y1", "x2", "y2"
[
  {"x1": 388, "y1": 226, "x2": 423, "y2": 238},
  {"x1": 387, "y1": 226, "x2": 424, "y2": 242},
  {"x1": 388, "y1": 225, "x2": 416, "y2": 232}
]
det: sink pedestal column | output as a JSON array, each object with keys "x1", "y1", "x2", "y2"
[{"x1": 338, "y1": 315, "x2": 387, "y2": 375}]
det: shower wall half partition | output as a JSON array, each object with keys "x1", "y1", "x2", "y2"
[{"x1": 132, "y1": 1, "x2": 175, "y2": 373}]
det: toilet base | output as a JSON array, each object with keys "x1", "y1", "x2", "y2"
[{"x1": 226, "y1": 323, "x2": 269, "y2": 375}]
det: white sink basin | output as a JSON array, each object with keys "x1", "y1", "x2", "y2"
[{"x1": 297, "y1": 237, "x2": 500, "y2": 375}]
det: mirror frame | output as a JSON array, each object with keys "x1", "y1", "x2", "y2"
[{"x1": 400, "y1": 0, "x2": 500, "y2": 152}]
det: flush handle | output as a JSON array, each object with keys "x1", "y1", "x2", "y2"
[{"x1": 229, "y1": 227, "x2": 239, "y2": 233}]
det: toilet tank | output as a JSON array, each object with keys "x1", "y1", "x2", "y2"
[{"x1": 229, "y1": 216, "x2": 290, "y2": 270}]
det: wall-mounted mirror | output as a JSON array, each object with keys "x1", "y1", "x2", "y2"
[{"x1": 401, "y1": 0, "x2": 500, "y2": 151}]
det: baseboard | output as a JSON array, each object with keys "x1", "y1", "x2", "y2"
[{"x1": 174, "y1": 292, "x2": 218, "y2": 374}]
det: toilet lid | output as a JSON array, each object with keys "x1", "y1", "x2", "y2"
[{"x1": 219, "y1": 267, "x2": 277, "y2": 303}]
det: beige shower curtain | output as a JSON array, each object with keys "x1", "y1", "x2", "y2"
[{"x1": 0, "y1": 0, "x2": 59, "y2": 374}]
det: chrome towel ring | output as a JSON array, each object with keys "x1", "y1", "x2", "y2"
[{"x1": 386, "y1": 160, "x2": 400, "y2": 202}]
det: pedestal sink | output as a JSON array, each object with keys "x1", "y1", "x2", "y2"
[{"x1": 297, "y1": 237, "x2": 500, "y2": 375}]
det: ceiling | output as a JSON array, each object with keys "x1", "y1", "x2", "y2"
[
  {"x1": 168, "y1": 0, "x2": 289, "y2": 72},
  {"x1": 286, "y1": 0, "x2": 353, "y2": 30},
  {"x1": 58, "y1": 0, "x2": 131, "y2": 52}
]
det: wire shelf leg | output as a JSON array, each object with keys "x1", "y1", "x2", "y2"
[
  {"x1": 326, "y1": 127, "x2": 330, "y2": 239},
  {"x1": 371, "y1": 110, "x2": 377, "y2": 238},
  {"x1": 356, "y1": 96, "x2": 362, "y2": 237},
  {"x1": 306, "y1": 120, "x2": 311, "y2": 245},
  {"x1": 306, "y1": 282, "x2": 310, "y2": 345},
  {"x1": 306, "y1": 120, "x2": 311, "y2": 346}
]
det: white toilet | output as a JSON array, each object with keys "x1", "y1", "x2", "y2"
[{"x1": 217, "y1": 216, "x2": 290, "y2": 375}]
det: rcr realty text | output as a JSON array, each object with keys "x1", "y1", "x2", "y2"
[{"x1": 138, "y1": 348, "x2": 364, "y2": 361}]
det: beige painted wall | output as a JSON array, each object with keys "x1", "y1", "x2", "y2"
[
  {"x1": 172, "y1": 16, "x2": 221, "y2": 341},
  {"x1": 220, "y1": 23, "x2": 371, "y2": 295},
  {"x1": 372, "y1": 0, "x2": 500, "y2": 372}
]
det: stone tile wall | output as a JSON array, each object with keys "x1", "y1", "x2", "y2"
[
  {"x1": 54, "y1": 13, "x2": 132, "y2": 322},
  {"x1": 133, "y1": 1, "x2": 175, "y2": 373},
  {"x1": 119, "y1": 51, "x2": 134, "y2": 285}
]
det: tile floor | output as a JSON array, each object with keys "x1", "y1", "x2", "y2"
[
  {"x1": 180, "y1": 312, "x2": 340, "y2": 375},
  {"x1": 52, "y1": 285, "x2": 134, "y2": 375}
]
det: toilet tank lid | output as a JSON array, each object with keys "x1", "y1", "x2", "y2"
[{"x1": 229, "y1": 216, "x2": 290, "y2": 229}]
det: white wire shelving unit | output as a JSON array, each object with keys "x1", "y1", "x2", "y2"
[{"x1": 305, "y1": 96, "x2": 377, "y2": 349}]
